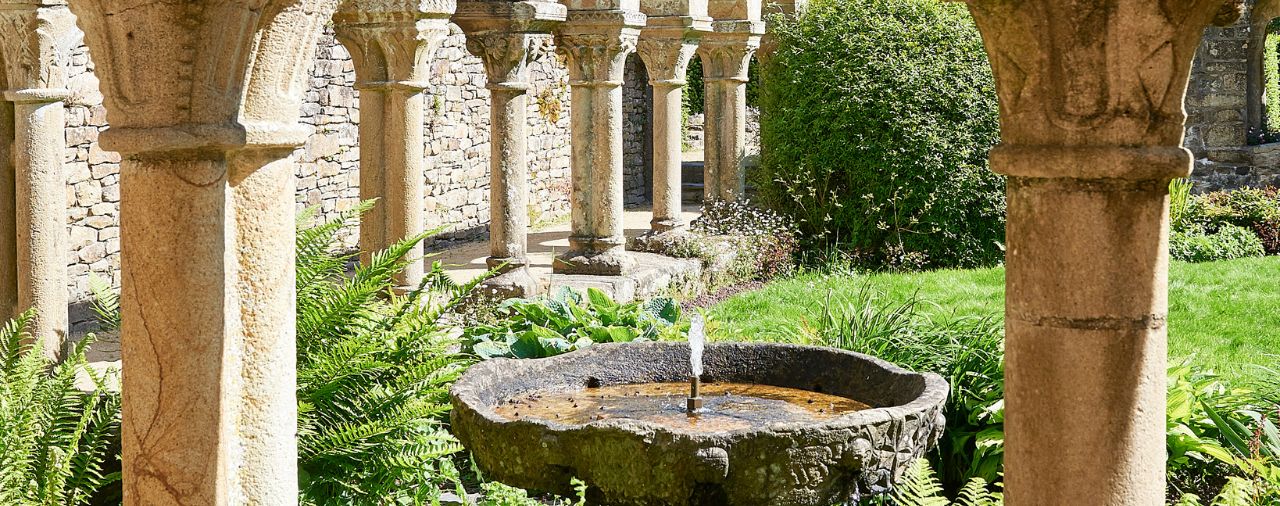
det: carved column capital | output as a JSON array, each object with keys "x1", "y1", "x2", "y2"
[
  {"x1": 333, "y1": 2, "x2": 454, "y2": 91},
  {"x1": 556, "y1": 11, "x2": 645, "y2": 85},
  {"x1": 964, "y1": 0, "x2": 1236, "y2": 155},
  {"x1": 697, "y1": 31, "x2": 759, "y2": 82},
  {"x1": 0, "y1": 4, "x2": 77, "y2": 94},
  {"x1": 66, "y1": 0, "x2": 341, "y2": 155},
  {"x1": 636, "y1": 32, "x2": 701, "y2": 85},
  {"x1": 464, "y1": 31, "x2": 554, "y2": 90}
]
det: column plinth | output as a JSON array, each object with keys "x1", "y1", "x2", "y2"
[
  {"x1": 7, "y1": 89, "x2": 69, "y2": 360},
  {"x1": 553, "y1": 10, "x2": 646, "y2": 276},
  {"x1": 698, "y1": 27, "x2": 761, "y2": 202},
  {"x1": 961, "y1": 1, "x2": 1239, "y2": 502}
]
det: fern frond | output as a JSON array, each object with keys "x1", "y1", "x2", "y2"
[{"x1": 890, "y1": 458, "x2": 950, "y2": 506}]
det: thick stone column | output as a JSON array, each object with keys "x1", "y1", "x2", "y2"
[
  {"x1": 963, "y1": 1, "x2": 1241, "y2": 503},
  {"x1": 699, "y1": 0, "x2": 762, "y2": 202},
  {"x1": 554, "y1": 7, "x2": 646, "y2": 275},
  {"x1": 636, "y1": 4, "x2": 710, "y2": 234},
  {"x1": 0, "y1": 5, "x2": 77, "y2": 358},
  {"x1": 0, "y1": 100, "x2": 16, "y2": 323},
  {"x1": 8, "y1": 90, "x2": 68, "y2": 359},
  {"x1": 65, "y1": 0, "x2": 339, "y2": 503},
  {"x1": 335, "y1": 3, "x2": 453, "y2": 290},
  {"x1": 698, "y1": 31, "x2": 758, "y2": 202}
]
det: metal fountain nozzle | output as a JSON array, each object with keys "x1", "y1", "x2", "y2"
[{"x1": 687, "y1": 375, "x2": 703, "y2": 415}]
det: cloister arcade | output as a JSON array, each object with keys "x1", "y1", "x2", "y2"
[{"x1": 0, "y1": 0, "x2": 1247, "y2": 504}]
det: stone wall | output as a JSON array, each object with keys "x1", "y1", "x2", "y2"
[
  {"x1": 58, "y1": 24, "x2": 654, "y2": 327},
  {"x1": 1185, "y1": 1, "x2": 1280, "y2": 191},
  {"x1": 623, "y1": 54, "x2": 651, "y2": 205}
]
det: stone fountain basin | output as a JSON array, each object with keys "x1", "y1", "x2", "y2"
[{"x1": 450, "y1": 342, "x2": 948, "y2": 506}]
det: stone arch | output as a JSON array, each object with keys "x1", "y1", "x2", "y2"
[{"x1": 1247, "y1": 0, "x2": 1280, "y2": 141}]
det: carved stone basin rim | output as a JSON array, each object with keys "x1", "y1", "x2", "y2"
[{"x1": 450, "y1": 342, "x2": 948, "y2": 506}]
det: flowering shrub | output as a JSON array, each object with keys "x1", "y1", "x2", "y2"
[{"x1": 661, "y1": 199, "x2": 799, "y2": 284}]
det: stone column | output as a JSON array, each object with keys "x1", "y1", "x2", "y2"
[
  {"x1": 636, "y1": 12, "x2": 710, "y2": 234},
  {"x1": 963, "y1": 1, "x2": 1240, "y2": 503},
  {"x1": 0, "y1": 100, "x2": 15, "y2": 323},
  {"x1": 554, "y1": 7, "x2": 646, "y2": 275},
  {"x1": 9, "y1": 89, "x2": 69, "y2": 359},
  {"x1": 65, "y1": 1, "x2": 339, "y2": 503},
  {"x1": 698, "y1": 30, "x2": 759, "y2": 202},
  {"x1": 335, "y1": 5, "x2": 453, "y2": 290}
]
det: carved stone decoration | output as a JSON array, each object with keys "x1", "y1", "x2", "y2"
[
  {"x1": 66, "y1": 0, "x2": 341, "y2": 149},
  {"x1": 63, "y1": 1, "x2": 342, "y2": 504},
  {"x1": 466, "y1": 31, "x2": 553, "y2": 90},
  {"x1": 558, "y1": 30, "x2": 641, "y2": 85},
  {"x1": 553, "y1": 10, "x2": 647, "y2": 276},
  {"x1": 636, "y1": 36, "x2": 699, "y2": 85},
  {"x1": 958, "y1": 1, "x2": 1241, "y2": 504},
  {"x1": 966, "y1": 0, "x2": 1231, "y2": 149},
  {"x1": 0, "y1": 4, "x2": 77, "y2": 93}
]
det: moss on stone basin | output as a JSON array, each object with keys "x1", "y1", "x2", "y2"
[{"x1": 449, "y1": 342, "x2": 948, "y2": 506}]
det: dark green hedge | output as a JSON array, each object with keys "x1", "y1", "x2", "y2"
[{"x1": 756, "y1": 0, "x2": 1004, "y2": 268}]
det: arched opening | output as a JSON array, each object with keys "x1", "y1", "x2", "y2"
[
  {"x1": 0, "y1": 53, "x2": 15, "y2": 324},
  {"x1": 622, "y1": 52, "x2": 652, "y2": 206}
]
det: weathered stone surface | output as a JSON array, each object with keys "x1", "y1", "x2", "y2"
[{"x1": 451, "y1": 342, "x2": 948, "y2": 505}]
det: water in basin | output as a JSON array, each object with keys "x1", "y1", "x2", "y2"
[{"x1": 493, "y1": 382, "x2": 872, "y2": 433}]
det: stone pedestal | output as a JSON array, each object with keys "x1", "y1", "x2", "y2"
[
  {"x1": 964, "y1": 1, "x2": 1239, "y2": 503},
  {"x1": 698, "y1": 28, "x2": 760, "y2": 202},
  {"x1": 65, "y1": 0, "x2": 340, "y2": 502},
  {"x1": 335, "y1": 4, "x2": 453, "y2": 290},
  {"x1": 636, "y1": 12, "x2": 709, "y2": 234},
  {"x1": 553, "y1": 8, "x2": 646, "y2": 276},
  {"x1": 9, "y1": 89, "x2": 69, "y2": 359}
]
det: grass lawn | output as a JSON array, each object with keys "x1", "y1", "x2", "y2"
[{"x1": 708, "y1": 256, "x2": 1280, "y2": 382}]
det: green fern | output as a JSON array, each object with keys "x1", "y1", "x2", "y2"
[
  {"x1": 0, "y1": 310, "x2": 122, "y2": 506},
  {"x1": 86, "y1": 274, "x2": 119, "y2": 332},
  {"x1": 295, "y1": 202, "x2": 490, "y2": 505},
  {"x1": 891, "y1": 458, "x2": 951, "y2": 506}
]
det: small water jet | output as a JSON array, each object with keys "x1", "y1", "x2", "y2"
[
  {"x1": 451, "y1": 342, "x2": 947, "y2": 505},
  {"x1": 687, "y1": 315, "x2": 705, "y2": 415}
]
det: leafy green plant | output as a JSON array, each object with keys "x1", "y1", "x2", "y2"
[
  {"x1": 1171, "y1": 178, "x2": 1195, "y2": 232},
  {"x1": 1170, "y1": 223, "x2": 1266, "y2": 263},
  {"x1": 757, "y1": 0, "x2": 1004, "y2": 269},
  {"x1": 879, "y1": 459, "x2": 1001, "y2": 506},
  {"x1": 463, "y1": 287, "x2": 685, "y2": 360},
  {"x1": 0, "y1": 310, "x2": 121, "y2": 506},
  {"x1": 294, "y1": 204, "x2": 488, "y2": 505}
]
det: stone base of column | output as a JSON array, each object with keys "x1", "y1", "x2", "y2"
[
  {"x1": 480, "y1": 266, "x2": 540, "y2": 299},
  {"x1": 554, "y1": 239, "x2": 636, "y2": 276}
]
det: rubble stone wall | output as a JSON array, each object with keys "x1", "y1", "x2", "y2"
[{"x1": 59, "y1": 25, "x2": 655, "y2": 327}]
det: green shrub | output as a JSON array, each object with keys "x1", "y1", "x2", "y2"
[
  {"x1": 463, "y1": 287, "x2": 685, "y2": 360},
  {"x1": 0, "y1": 311, "x2": 121, "y2": 506},
  {"x1": 294, "y1": 204, "x2": 485, "y2": 505},
  {"x1": 756, "y1": 0, "x2": 1003, "y2": 269},
  {"x1": 656, "y1": 199, "x2": 799, "y2": 286},
  {"x1": 1170, "y1": 223, "x2": 1266, "y2": 263}
]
